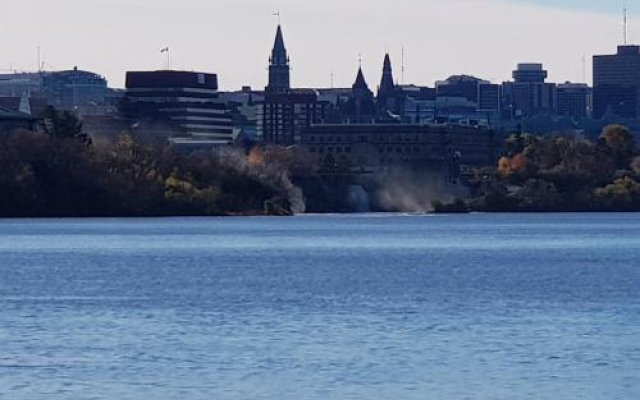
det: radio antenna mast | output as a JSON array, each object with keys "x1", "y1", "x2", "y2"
[
  {"x1": 401, "y1": 45, "x2": 406, "y2": 85},
  {"x1": 624, "y1": 7, "x2": 629, "y2": 45}
]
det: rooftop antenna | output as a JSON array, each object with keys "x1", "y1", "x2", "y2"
[
  {"x1": 624, "y1": 6, "x2": 629, "y2": 45},
  {"x1": 401, "y1": 45, "x2": 406, "y2": 85},
  {"x1": 330, "y1": 70, "x2": 334, "y2": 89},
  {"x1": 37, "y1": 45, "x2": 41, "y2": 72},
  {"x1": 582, "y1": 55, "x2": 586, "y2": 83}
]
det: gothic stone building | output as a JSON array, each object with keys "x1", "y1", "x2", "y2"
[
  {"x1": 300, "y1": 124, "x2": 501, "y2": 181},
  {"x1": 262, "y1": 25, "x2": 326, "y2": 146}
]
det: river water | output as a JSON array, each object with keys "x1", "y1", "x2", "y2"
[{"x1": 0, "y1": 214, "x2": 639, "y2": 399}]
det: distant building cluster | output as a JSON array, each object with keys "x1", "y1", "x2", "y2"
[
  {"x1": 0, "y1": 67, "x2": 115, "y2": 116},
  {"x1": 2, "y1": 24, "x2": 640, "y2": 176}
]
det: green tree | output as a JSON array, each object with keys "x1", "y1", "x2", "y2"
[{"x1": 599, "y1": 124, "x2": 636, "y2": 169}]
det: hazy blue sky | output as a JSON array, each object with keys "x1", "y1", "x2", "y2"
[
  {"x1": 522, "y1": 1, "x2": 621, "y2": 14},
  {"x1": 0, "y1": 0, "x2": 636, "y2": 89}
]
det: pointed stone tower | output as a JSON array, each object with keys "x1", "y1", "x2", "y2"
[
  {"x1": 266, "y1": 25, "x2": 291, "y2": 93},
  {"x1": 376, "y1": 54, "x2": 403, "y2": 117},
  {"x1": 378, "y1": 53, "x2": 395, "y2": 97},
  {"x1": 353, "y1": 67, "x2": 372, "y2": 95},
  {"x1": 349, "y1": 67, "x2": 375, "y2": 123}
]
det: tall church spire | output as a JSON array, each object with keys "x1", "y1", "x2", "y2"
[
  {"x1": 378, "y1": 53, "x2": 395, "y2": 96},
  {"x1": 267, "y1": 25, "x2": 290, "y2": 93},
  {"x1": 376, "y1": 54, "x2": 403, "y2": 117}
]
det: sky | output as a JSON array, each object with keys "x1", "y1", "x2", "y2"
[{"x1": 0, "y1": 0, "x2": 637, "y2": 90}]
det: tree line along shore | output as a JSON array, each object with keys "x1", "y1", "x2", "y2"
[
  {"x1": 435, "y1": 124, "x2": 640, "y2": 213},
  {"x1": 1, "y1": 107, "x2": 640, "y2": 217}
]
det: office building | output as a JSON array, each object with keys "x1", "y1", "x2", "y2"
[
  {"x1": 436, "y1": 75, "x2": 487, "y2": 104},
  {"x1": 0, "y1": 72, "x2": 43, "y2": 97},
  {"x1": 41, "y1": 67, "x2": 110, "y2": 112},
  {"x1": 502, "y1": 63, "x2": 556, "y2": 118},
  {"x1": 557, "y1": 83, "x2": 591, "y2": 118},
  {"x1": 512, "y1": 63, "x2": 548, "y2": 83},
  {"x1": 593, "y1": 45, "x2": 640, "y2": 120},
  {"x1": 124, "y1": 70, "x2": 233, "y2": 145},
  {"x1": 0, "y1": 69, "x2": 115, "y2": 117},
  {"x1": 478, "y1": 83, "x2": 502, "y2": 113}
]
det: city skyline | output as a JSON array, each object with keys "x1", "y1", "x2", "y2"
[{"x1": 0, "y1": 0, "x2": 635, "y2": 90}]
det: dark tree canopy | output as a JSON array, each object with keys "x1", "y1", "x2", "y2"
[
  {"x1": 0, "y1": 130, "x2": 303, "y2": 217},
  {"x1": 438, "y1": 125, "x2": 640, "y2": 212}
]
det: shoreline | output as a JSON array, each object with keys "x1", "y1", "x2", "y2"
[{"x1": 3, "y1": 209, "x2": 640, "y2": 220}]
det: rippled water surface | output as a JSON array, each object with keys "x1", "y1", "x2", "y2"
[{"x1": 1, "y1": 214, "x2": 639, "y2": 400}]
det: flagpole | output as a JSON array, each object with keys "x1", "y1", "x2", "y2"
[{"x1": 161, "y1": 47, "x2": 171, "y2": 70}]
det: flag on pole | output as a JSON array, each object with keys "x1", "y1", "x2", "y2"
[{"x1": 160, "y1": 47, "x2": 169, "y2": 53}]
